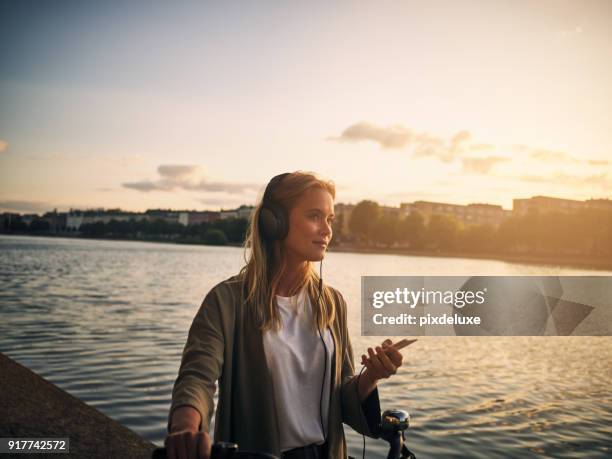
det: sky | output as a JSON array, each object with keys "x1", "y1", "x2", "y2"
[{"x1": 0, "y1": 0, "x2": 611, "y2": 214}]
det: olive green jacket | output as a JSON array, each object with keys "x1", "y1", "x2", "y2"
[{"x1": 168, "y1": 275, "x2": 381, "y2": 458}]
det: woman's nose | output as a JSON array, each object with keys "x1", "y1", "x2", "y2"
[{"x1": 321, "y1": 220, "x2": 332, "y2": 237}]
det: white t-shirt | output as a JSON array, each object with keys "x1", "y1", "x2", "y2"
[{"x1": 262, "y1": 288, "x2": 335, "y2": 452}]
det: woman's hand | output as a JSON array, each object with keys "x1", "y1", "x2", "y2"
[
  {"x1": 166, "y1": 406, "x2": 211, "y2": 459},
  {"x1": 165, "y1": 429, "x2": 211, "y2": 459},
  {"x1": 360, "y1": 338, "x2": 404, "y2": 381}
]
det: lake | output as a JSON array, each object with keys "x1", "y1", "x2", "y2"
[{"x1": 0, "y1": 235, "x2": 610, "y2": 458}]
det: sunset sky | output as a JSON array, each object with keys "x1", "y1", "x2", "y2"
[{"x1": 1, "y1": 0, "x2": 610, "y2": 214}]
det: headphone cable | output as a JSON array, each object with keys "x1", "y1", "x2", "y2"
[
  {"x1": 316, "y1": 260, "x2": 328, "y2": 444},
  {"x1": 356, "y1": 365, "x2": 367, "y2": 459}
]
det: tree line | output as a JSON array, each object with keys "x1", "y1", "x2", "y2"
[
  {"x1": 82, "y1": 218, "x2": 249, "y2": 245},
  {"x1": 2, "y1": 217, "x2": 248, "y2": 246},
  {"x1": 338, "y1": 200, "x2": 612, "y2": 258},
  {"x1": 4, "y1": 201, "x2": 612, "y2": 258}
]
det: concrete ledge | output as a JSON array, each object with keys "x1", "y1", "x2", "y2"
[{"x1": 0, "y1": 352, "x2": 156, "y2": 458}]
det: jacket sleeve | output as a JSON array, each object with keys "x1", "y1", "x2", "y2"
[
  {"x1": 167, "y1": 287, "x2": 225, "y2": 434},
  {"x1": 337, "y1": 290, "x2": 381, "y2": 438}
]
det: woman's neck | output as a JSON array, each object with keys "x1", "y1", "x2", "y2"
[{"x1": 276, "y1": 259, "x2": 307, "y2": 297}]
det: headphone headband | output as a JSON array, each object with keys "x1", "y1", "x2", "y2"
[{"x1": 262, "y1": 172, "x2": 290, "y2": 205}]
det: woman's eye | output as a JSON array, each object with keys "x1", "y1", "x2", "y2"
[{"x1": 309, "y1": 214, "x2": 334, "y2": 223}]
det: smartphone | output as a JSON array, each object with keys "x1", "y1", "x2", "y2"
[{"x1": 388, "y1": 338, "x2": 417, "y2": 351}]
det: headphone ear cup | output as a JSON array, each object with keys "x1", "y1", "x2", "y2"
[
  {"x1": 259, "y1": 205, "x2": 288, "y2": 240},
  {"x1": 273, "y1": 203, "x2": 288, "y2": 240}
]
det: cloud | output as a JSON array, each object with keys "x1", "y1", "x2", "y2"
[
  {"x1": 519, "y1": 172, "x2": 612, "y2": 190},
  {"x1": 411, "y1": 132, "x2": 450, "y2": 161},
  {"x1": 469, "y1": 143, "x2": 495, "y2": 152},
  {"x1": 586, "y1": 159, "x2": 611, "y2": 166},
  {"x1": 512, "y1": 144, "x2": 530, "y2": 152},
  {"x1": 122, "y1": 164, "x2": 260, "y2": 194},
  {"x1": 332, "y1": 121, "x2": 609, "y2": 185},
  {"x1": 450, "y1": 130, "x2": 471, "y2": 150},
  {"x1": 529, "y1": 148, "x2": 569, "y2": 162},
  {"x1": 462, "y1": 156, "x2": 511, "y2": 174},
  {"x1": 331, "y1": 122, "x2": 481, "y2": 163},
  {"x1": 424, "y1": 129, "x2": 472, "y2": 162},
  {"x1": 0, "y1": 139, "x2": 8, "y2": 153},
  {"x1": 123, "y1": 180, "x2": 173, "y2": 192},
  {"x1": 158, "y1": 164, "x2": 200, "y2": 179},
  {"x1": 527, "y1": 147, "x2": 611, "y2": 168},
  {"x1": 330, "y1": 122, "x2": 413, "y2": 149}
]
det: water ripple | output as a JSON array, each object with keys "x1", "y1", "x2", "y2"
[{"x1": 1, "y1": 235, "x2": 611, "y2": 458}]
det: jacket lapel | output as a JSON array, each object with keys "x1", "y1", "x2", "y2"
[{"x1": 233, "y1": 296, "x2": 281, "y2": 455}]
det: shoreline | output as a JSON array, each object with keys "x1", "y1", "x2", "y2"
[
  {"x1": 328, "y1": 244, "x2": 612, "y2": 271},
  {"x1": 3, "y1": 232, "x2": 611, "y2": 271}
]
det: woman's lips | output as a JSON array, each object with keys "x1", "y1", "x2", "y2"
[{"x1": 314, "y1": 241, "x2": 327, "y2": 248}]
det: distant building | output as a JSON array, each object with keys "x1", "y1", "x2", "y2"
[
  {"x1": 380, "y1": 205, "x2": 400, "y2": 217},
  {"x1": 66, "y1": 213, "x2": 84, "y2": 231},
  {"x1": 145, "y1": 210, "x2": 180, "y2": 224},
  {"x1": 585, "y1": 198, "x2": 612, "y2": 211},
  {"x1": 512, "y1": 196, "x2": 612, "y2": 216},
  {"x1": 0, "y1": 213, "x2": 19, "y2": 232},
  {"x1": 67, "y1": 210, "x2": 148, "y2": 231},
  {"x1": 400, "y1": 201, "x2": 509, "y2": 228},
  {"x1": 219, "y1": 206, "x2": 254, "y2": 221},
  {"x1": 42, "y1": 210, "x2": 67, "y2": 233},
  {"x1": 513, "y1": 196, "x2": 584, "y2": 216},
  {"x1": 21, "y1": 214, "x2": 39, "y2": 226},
  {"x1": 178, "y1": 211, "x2": 221, "y2": 226},
  {"x1": 334, "y1": 203, "x2": 355, "y2": 236},
  {"x1": 219, "y1": 210, "x2": 238, "y2": 220},
  {"x1": 236, "y1": 205, "x2": 254, "y2": 221}
]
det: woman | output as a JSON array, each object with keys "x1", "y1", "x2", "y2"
[{"x1": 165, "y1": 171, "x2": 405, "y2": 459}]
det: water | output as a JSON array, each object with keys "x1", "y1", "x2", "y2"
[{"x1": 1, "y1": 235, "x2": 610, "y2": 458}]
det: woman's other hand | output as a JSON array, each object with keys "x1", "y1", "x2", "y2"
[
  {"x1": 166, "y1": 406, "x2": 211, "y2": 459},
  {"x1": 165, "y1": 429, "x2": 211, "y2": 459},
  {"x1": 360, "y1": 338, "x2": 404, "y2": 381}
]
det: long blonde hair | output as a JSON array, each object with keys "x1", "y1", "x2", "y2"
[{"x1": 239, "y1": 171, "x2": 337, "y2": 332}]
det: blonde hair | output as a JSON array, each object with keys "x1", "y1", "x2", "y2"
[{"x1": 239, "y1": 171, "x2": 337, "y2": 332}]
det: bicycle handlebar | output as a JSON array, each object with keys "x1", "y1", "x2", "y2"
[
  {"x1": 153, "y1": 408, "x2": 416, "y2": 459},
  {"x1": 152, "y1": 441, "x2": 279, "y2": 459}
]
